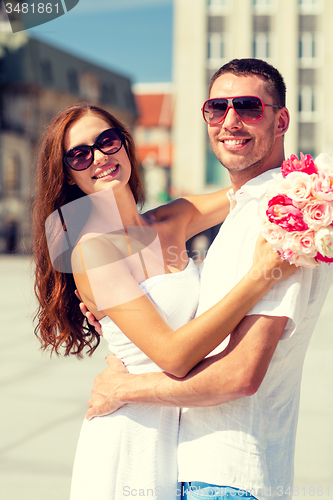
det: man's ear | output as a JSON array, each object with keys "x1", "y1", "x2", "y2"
[{"x1": 276, "y1": 107, "x2": 290, "y2": 138}]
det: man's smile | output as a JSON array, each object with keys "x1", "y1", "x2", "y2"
[{"x1": 219, "y1": 137, "x2": 252, "y2": 149}]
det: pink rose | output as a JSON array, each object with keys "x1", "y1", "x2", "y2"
[
  {"x1": 279, "y1": 171, "x2": 313, "y2": 208},
  {"x1": 280, "y1": 244, "x2": 317, "y2": 267},
  {"x1": 312, "y1": 172, "x2": 333, "y2": 201},
  {"x1": 266, "y1": 194, "x2": 309, "y2": 232},
  {"x1": 315, "y1": 252, "x2": 333, "y2": 263},
  {"x1": 279, "y1": 248, "x2": 317, "y2": 267},
  {"x1": 281, "y1": 153, "x2": 317, "y2": 178},
  {"x1": 259, "y1": 152, "x2": 333, "y2": 268},
  {"x1": 299, "y1": 231, "x2": 317, "y2": 255},
  {"x1": 279, "y1": 247, "x2": 296, "y2": 262},
  {"x1": 283, "y1": 230, "x2": 316, "y2": 257},
  {"x1": 293, "y1": 254, "x2": 319, "y2": 268},
  {"x1": 302, "y1": 200, "x2": 333, "y2": 230},
  {"x1": 261, "y1": 222, "x2": 286, "y2": 250}
]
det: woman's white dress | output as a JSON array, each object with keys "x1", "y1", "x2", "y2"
[{"x1": 70, "y1": 259, "x2": 200, "y2": 500}]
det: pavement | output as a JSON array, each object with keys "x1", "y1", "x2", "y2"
[{"x1": 0, "y1": 255, "x2": 332, "y2": 500}]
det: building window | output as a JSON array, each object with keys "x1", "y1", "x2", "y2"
[
  {"x1": 67, "y1": 69, "x2": 79, "y2": 94},
  {"x1": 298, "y1": 0, "x2": 322, "y2": 14},
  {"x1": 299, "y1": 32, "x2": 315, "y2": 58},
  {"x1": 253, "y1": 32, "x2": 270, "y2": 60},
  {"x1": 299, "y1": 32, "x2": 321, "y2": 67},
  {"x1": 299, "y1": 68, "x2": 315, "y2": 86},
  {"x1": 206, "y1": 149, "x2": 223, "y2": 184},
  {"x1": 298, "y1": 122, "x2": 315, "y2": 157},
  {"x1": 298, "y1": 0, "x2": 319, "y2": 6},
  {"x1": 208, "y1": 33, "x2": 227, "y2": 69},
  {"x1": 100, "y1": 82, "x2": 116, "y2": 104},
  {"x1": 40, "y1": 60, "x2": 53, "y2": 85},
  {"x1": 299, "y1": 86, "x2": 315, "y2": 112},
  {"x1": 208, "y1": 15, "x2": 224, "y2": 33},
  {"x1": 208, "y1": 0, "x2": 228, "y2": 7},
  {"x1": 4, "y1": 155, "x2": 20, "y2": 192},
  {"x1": 125, "y1": 87, "x2": 135, "y2": 108},
  {"x1": 208, "y1": 33, "x2": 224, "y2": 60},
  {"x1": 79, "y1": 72, "x2": 100, "y2": 101},
  {"x1": 252, "y1": 0, "x2": 276, "y2": 14},
  {"x1": 299, "y1": 85, "x2": 320, "y2": 122},
  {"x1": 253, "y1": 0, "x2": 273, "y2": 5},
  {"x1": 207, "y1": 0, "x2": 230, "y2": 15}
]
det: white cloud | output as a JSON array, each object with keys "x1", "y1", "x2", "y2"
[{"x1": 73, "y1": 0, "x2": 172, "y2": 14}]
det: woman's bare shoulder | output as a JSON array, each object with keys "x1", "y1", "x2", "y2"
[{"x1": 72, "y1": 231, "x2": 129, "y2": 272}]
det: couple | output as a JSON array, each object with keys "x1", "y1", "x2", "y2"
[{"x1": 33, "y1": 58, "x2": 333, "y2": 500}]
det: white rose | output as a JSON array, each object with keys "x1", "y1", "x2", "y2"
[
  {"x1": 315, "y1": 153, "x2": 333, "y2": 175},
  {"x1": 315, "y1": 225, "x2": 333, "y2": 257}
]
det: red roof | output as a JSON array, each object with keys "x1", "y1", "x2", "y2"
[
  {"x1": 135, "y1": 93, "x2": 173, "y2": 128},
  {"x1": 136, "y1": 144, "x2": 173, "y2": 168}
]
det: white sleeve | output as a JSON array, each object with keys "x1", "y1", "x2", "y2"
[{"x1": 247, "y1": 264, "x2": 333, "y2": 339}]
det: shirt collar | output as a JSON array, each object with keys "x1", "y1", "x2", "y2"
[{"x1": 228, "y1": 167, "x2": 281, "y2": 203}]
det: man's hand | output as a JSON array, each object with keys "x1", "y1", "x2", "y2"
[
  {"x1": 252, "y1": 235, "x2": 297, "y2": 282},
  {"x1": 75, "y1": 289, "x2": 103, "y2": 336},
  {"x1": 86, "y1": 354, "x2": 130, "y2": 420}
]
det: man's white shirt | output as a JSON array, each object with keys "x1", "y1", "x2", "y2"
[{"x1": 178, "y1": 168, "x2": 333, "y2": 500}]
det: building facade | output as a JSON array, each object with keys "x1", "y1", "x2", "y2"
[
  {"x1": 133, "y1": 82, "x2": 173, "y2": 208},
  {"x1": 173, "y1": 0, "x2": 333, "y2": 194},
  {"x1": 0, "y1": 5, "x2": 137, "y2": 253}
]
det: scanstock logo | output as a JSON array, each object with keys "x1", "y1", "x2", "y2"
[
  {"x1": 4, "y1": 0, "x2": 80, "y2": 32},
  {"x1": 45, "y1": 190, "x2": 166, "y2": 310}
]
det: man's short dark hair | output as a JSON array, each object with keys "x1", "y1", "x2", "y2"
[{"x1": 209, "y1": 58, "x2": 286, "y2": 108}]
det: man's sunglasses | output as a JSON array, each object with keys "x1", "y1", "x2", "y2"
[
  {"x1": 201, "y1": 96, "x2": 281, "y2": 125},
  {"x1": 63, "y1": 128, "x2": 124, "y2": 171}
]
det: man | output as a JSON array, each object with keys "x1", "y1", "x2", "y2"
[{"x1": 83, "y1": 59, "x2": 333, "y2": 499}]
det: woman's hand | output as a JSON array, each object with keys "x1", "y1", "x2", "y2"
[
  {"x1": 86, "y1": 354, "x2": 129, "y2": 420},
  {"x1": 251, "y1": 235, "x2": 297, "y2": 284},
  {"x1": 75, "y1": 289, "x2": 103, "y2": 336}
]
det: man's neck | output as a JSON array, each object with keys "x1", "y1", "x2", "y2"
[
  {"x1": 229, "y1": 143, "x2": 286, "y2": 192},
  {"x1": 231, "y1": 165, "x2": 278, "y2": 193}
]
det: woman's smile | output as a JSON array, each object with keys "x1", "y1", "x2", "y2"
[{"x1": 93, "y1": 163, "x2": 120, "y2": 180}]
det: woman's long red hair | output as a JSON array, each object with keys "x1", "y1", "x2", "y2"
[{"x1": 33, "y1": 103, "x2": 145, "y2": 357}]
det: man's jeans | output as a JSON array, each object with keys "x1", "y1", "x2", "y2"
[{"x1": 182, "y1": 482, "x2": 258, "y2": 500}]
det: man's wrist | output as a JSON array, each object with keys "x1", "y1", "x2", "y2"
[{"x1": 118, "y1": 371, "x2": 174, "y2": 406}]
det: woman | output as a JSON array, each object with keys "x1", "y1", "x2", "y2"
[{"x1": 33, "y1": 104, "x2": 295, "y2": 500}]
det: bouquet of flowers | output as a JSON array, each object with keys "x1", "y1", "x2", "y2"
[{"x1": 260, "y1": 152, "x2": 333, "y2": 267}]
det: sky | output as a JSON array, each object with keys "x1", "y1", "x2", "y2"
[{"x1": 26, "y1": 0, "x2": 173, "y2": 84}]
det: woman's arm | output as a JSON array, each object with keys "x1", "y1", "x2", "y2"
[
  {"x1": 182, "y1": 188, "x2": 231, "y2": 240},
  {"x1": 148, "y1": 188, "x2": 231, "y2": 241},
  {"x1": 74, "y1": 236, "x2": 296, "y2": 378}
]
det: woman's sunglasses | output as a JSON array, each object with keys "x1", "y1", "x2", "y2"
[
  {"x1": 63, "y1": 128, "x2": 124, "y2": 171},
  {"x1": 201, "y1": 96, "x2": 281, "y2": 125}
]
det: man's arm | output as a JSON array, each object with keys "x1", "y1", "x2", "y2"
[{"x1": 86, "y1": 314, "x2": 288, "y2": 419}]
